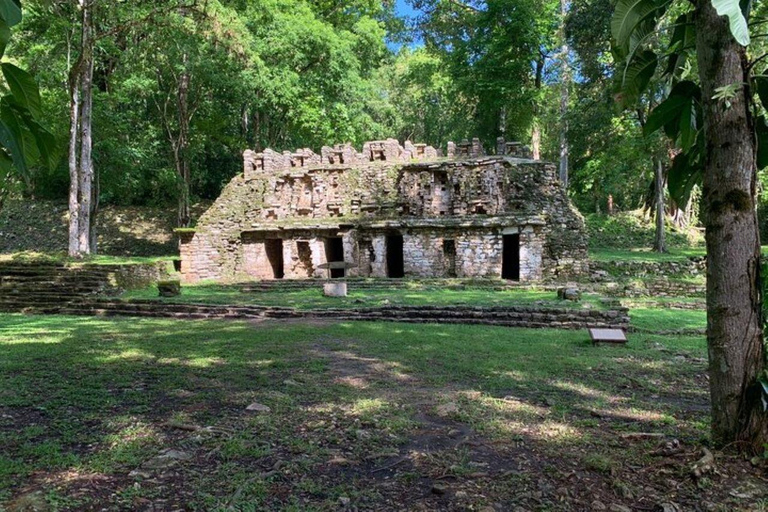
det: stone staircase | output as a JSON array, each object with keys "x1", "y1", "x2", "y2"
[
  {"x1": 0, "y1": 264, "x2": 630, "y2": 330},
  {"x1": 240, "y1": 278, "x2": 530, "y2": 293},
  {"x1": 0, "y1": 262, "x2": 118, "y2": 313},
  {"x1": 53, "y1": 300, "x2": 629, "y2": 330}
]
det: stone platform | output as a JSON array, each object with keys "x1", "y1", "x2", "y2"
[{"x1": 4, "y1": 298, "x2": 629, "y2": 331}]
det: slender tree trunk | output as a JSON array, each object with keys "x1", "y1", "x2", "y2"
[
  {"x1": 0, "y1": 172, "x2": 12, "y2": 215},
  {"x1": 176, "y1": 57, "x2": 192, "y2": 228},
  {"x1": 531, "y1": 57, "x2": 544, "y2": 160},
  {"x1": 90, "y1": 170, "x2": 99, "y2": 254},
  {"x1": 652, "y1": 156, "x2": 666, "y2": 252},
  {"x1": 531, "y1": 122, "x2": 541, "y2": 160},
  {"x1": 77, "y1": 1, "x2": 95, "y2": 255},
  {"x1": 68, "y1": 71, "x2": 81, "y2": 257},
  {"x1": 558, "y1": 0, "x2": 569, "y2": 187},
  {"x1": 696, "y1": 1, "x2": 768, "y2": 452}
]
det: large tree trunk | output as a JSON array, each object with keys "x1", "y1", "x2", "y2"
[
  {"x1": 77, "y1": 1, "x2": 95, "y2": 255},
  {"x1": 653, "y1": 156, "x2": 666, "y2": 253},
  {"x1": 696, "y1": 1, "x2": 768, "y2": 452}
]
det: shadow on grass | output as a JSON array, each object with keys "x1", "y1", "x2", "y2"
[{"x1": 0, "y1": 314, "x2": 738, "y2": 511}]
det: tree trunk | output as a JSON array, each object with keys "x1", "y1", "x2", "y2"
[
  {"x1": 531, "y1": 57, "x2": 544, "y2": 160},
  {"x1": 176, "y1": 57, "x2": 192, "y2": 228},
  {"x1": 653, "y1": 156, "x2": 666, "y2": 253},
  {"x1": 558, "y1": 0, "x2": 569, "y2": 187},
  {"x1": 0, "y1": 172, "x2": 12, "y2": 215},
  {"x1": 531, "y1": 122, "x2": 541, "y2": 160},
  {"x1": 696, "y1": 1, "x2": 768, "y2": 452},
  {"x1": 90, "y1": 169, "x2": 99, "y2": 254},
  {"x1": 74, "y1": 0, "x2": 95, "y2": 256},
  {"x1": 68, "y1": 70, "x2": 81, "y2": 257}
]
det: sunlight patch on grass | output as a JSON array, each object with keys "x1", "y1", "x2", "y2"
[
  {"x1": 535, "y1": 421, "x2": 584, "y2": 443},
  {"x1": 87, "y1": 420, "x2": 161, "y2": 474},
  {"x1": 97, "y1": 348, "x2": 156, "y2": 363},
  {"x1": 550, "y1": 380, "x2": 616, "y2": 401},
  {"x1": 489, "y1": 369, "x2": 528, "y2": 382},
  {"x1": 349, "y1": 398, "x2": 389, "y2": 415}
]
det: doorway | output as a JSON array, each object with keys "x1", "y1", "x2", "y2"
[
  {"x1": 265, "y1": 239, "x2": 284, "y2": 279},
  {"x1": 502, "y1": 234, "x2": 520, "y2": 281},
  {"x1": 443, "y1": 239, "x2": 457, "y2": 277},
  {"x1": 386, "y1": 235, "x2": 405, "y2": 278},
  {"x1": 325, "y1": 237, "x2": 345, "y2": 278}
]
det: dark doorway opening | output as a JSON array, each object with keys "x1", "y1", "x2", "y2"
[
  {"x1": 326, "y1": 237, "x2": 345, "y2": 278},
  {"x1": 386, "y1": 235, "x2": 405, "y2": 278},
  {"x1": 297, "y1": 241, "x2": 314, "y2": 277},
  {"x1": 502, "y1": 234, "x2": 520, "y2": 281},
  {"x1": 265, "y1": 239, "x2": 284, "y2": 279},
  {"x1": 443, "y1": 239, "x2": 457, "y2": 277}
]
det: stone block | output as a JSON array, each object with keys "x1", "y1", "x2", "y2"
[
  {"x1": 158, "y1": 280, "x2": 181, "y2": 297},
  {"x1": 557, "y1": 287, "x2": 581, "y2": 301},
  {"x1": 323, "y1": 282, "x2": 348, "y2": 297}
]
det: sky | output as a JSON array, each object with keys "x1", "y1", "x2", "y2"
[
  {"x1": 391, "y1": 0, "x2": 423, "y2": 50},
  {"x1": 395, "y1": 0, "x2": 420, "y2": 19}
]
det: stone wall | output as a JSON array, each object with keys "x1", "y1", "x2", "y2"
[
  {"x1": 590, "y1": 258, "x2": 706, "y2": 279},
  {"x1": 180, "y1": 138, "x2": 587, "y2": 283},
  {"x1": 597, "y1": 278, "x2": 706, "y2": 298},
  {"x1": 89, "y1": 262, "x2": 173, "y2": 292}
]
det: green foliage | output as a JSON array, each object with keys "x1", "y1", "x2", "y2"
[
  {"x1": 711, "y1": 0, "x2": 750, "y2": 46},
  {"x1": 11, "y1": 0, "x2": 402, "y2": 206},
  {"x1": 415, "y1": 0, "x2": 560, "y2": 143},
  {"x1": 586, "y1": 211, "x2": 703, "y2": 249},
  {"x1": 610, "y1": 0, "x2": 766, "y2": 214},
  {"x1": 565, "y1": 0, "x2": 675, "y2": 215},
  {"x1": 0, "y1": 0, "x2": 56, "y2": 194}
]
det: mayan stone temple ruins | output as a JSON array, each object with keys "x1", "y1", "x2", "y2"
[{"x1": 178, "y1": 137, "x2": 588, "y2": 283}]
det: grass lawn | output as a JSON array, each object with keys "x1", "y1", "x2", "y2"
[
  {"x1": 591, "y1": 245, "x2": 768, "y2": 262},
  {"x1": 0, "y1": 252, "x2": 176, "y2": 266},
  {"x1": 1, "y1": 313, "x2": 760, "y2": 511},
  {"x1": 629, "y1": 308, "x2": 706, "y2": 333},
  {"x1": 119, "y1": 282, "x2": 605, "y2": 310},
  {"x1": 589, "y1": 247, "x2": 707, "y2": 262}
]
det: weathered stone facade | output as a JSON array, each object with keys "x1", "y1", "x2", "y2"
[{"x1": 179, "y1": 138, "x2": 588, "y2": 283}]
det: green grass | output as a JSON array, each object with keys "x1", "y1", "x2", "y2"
[
  {"x1": 630, "y1": 307, "x2": 706, "y2": 332},
  {"x1": 0, "y1": 313, "x2": 721, "y2": 510},
  {"x1": 0, "y1": 252, "x2": 176, "y2": 266},
  {"x1": 589, "y1": 247, "x2": 707, "y2": 262},
  {"x1": 590, "y1": 245, "x2": 768, "y2": 262},
  {"x1": 119, "y1": 282, "x2": 605, "y2": 310},
  {"x1": 585, "y1": 212, "x2": 704, "y2": 249}
]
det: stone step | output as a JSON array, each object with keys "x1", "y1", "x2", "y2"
[
  {"x1": 239, "y1": 281, "x2": 523, "y2": 292},
  {"x1": 1, "y1": 281, "x2": 107, "y2": 289},
  {"x1": 0, "y1": 265, "x2": 112, "y2": 274},
  {"x1": 0, "y1": 286, "x2": 106, "y2": 297},
  {"x1": 0, "y1": 273, "x2": 111, "y2": 281},
  {"x1": 28, "y1": 299, "x2": 629, "y2": 331}
]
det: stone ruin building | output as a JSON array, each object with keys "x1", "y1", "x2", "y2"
[{"x1": 178, "y1": 137, "x2": 588, "y2": 283}]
